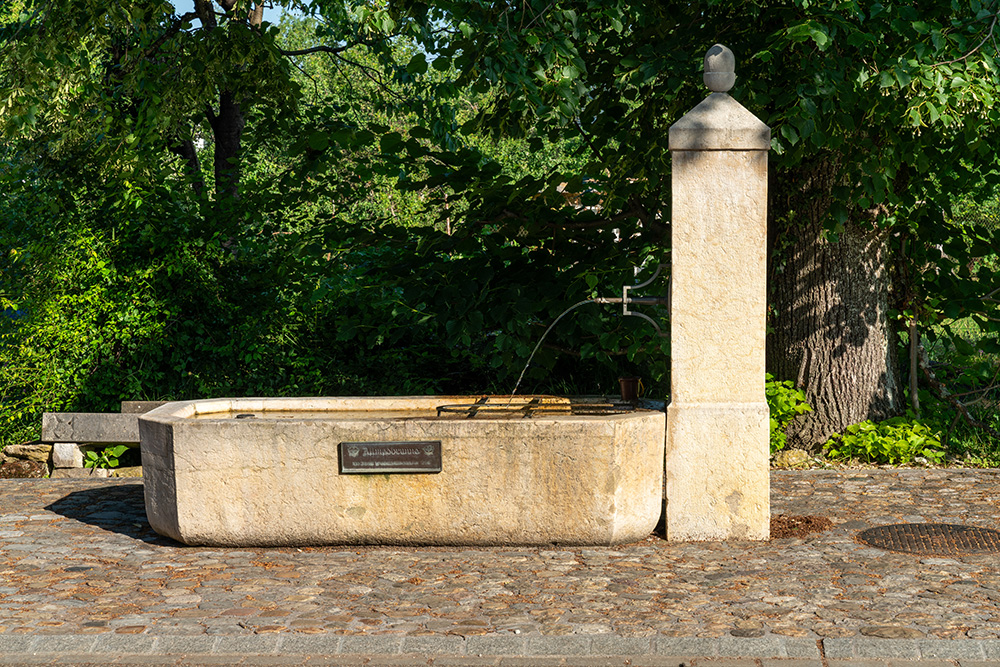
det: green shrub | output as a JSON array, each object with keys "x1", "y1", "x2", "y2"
[
  {"x1": 84, "y1": 445, "x2": 129, "y2": 469},
  {"x1": 823, "y1": 416, "x2": 945, "y2": 465},
  {"x1": 765, "y1": 374, "x2": 812, "y2": 453}
]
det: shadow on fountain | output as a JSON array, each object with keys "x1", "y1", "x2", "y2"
[{"x1": 44, "y1": 482, "x2": 183, "y2": 547}]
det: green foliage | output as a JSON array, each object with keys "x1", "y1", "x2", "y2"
[
  {"x1": 0, "y1": 6, "x2": 470, "y2": 449},
  {"x1": 411, "y1": 0, "x2": 1000, "y2": 440},
  {"x1": 765, "y1": 374, "x2": 812, "y2": 453},
  {"x1": 823, "y1": 417, "x2": 946, "y2": 465},
  {"x1": 3, "y1": 0, "x2": 1000, "y2": 456},
  {"x1": 84, "y1": 445, "x2": 128, "y2": 469}
]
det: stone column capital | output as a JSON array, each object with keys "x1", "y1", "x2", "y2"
[
  {"x1": 669, "y1": 45, "x2": 770, "y2": 152},
  {"x1": 669, "y1": 92, "x2": 770, "y2": 151}
]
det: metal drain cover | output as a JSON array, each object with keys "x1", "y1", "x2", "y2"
[{"x1": 857, "y1": 523, "x2": 1000, "y2": 555}]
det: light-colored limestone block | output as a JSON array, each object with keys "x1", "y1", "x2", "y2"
[
  {"x1": 52, "y1": 442, "x2": 84, "y2": 468},
  {"x1": 139, "y1": 397, "x2": 665, "y2": 547},
  {"x1": 665, "y1": 44, "x2": 771, "y2": 541},
  {"x1": 2, "y1": 443, "x2": 52, "y2": 463},
  {"x1": 41, "y1": 412, "x2": 140, "y2": 443},
  {"x1": 121, "y1": 401, "x2": 168, "y2": 414},
  {"x1": 666, "y1": 403, "x2": 769, "y2": 540},
  {"x1": 50, "y1": 467, "x2": 109, "y2": 479},
  {"x1": 110, "y1": 466, "x2": 143, "y2": 478}
]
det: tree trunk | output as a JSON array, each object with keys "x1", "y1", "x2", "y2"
[
  {"x1": 767, "y1": 161, "x2": 903, "y2": 450},
  {"x1": 207, "y1": 89, "x2": 244, "y2": 200},
  {"x1": 169, "y1": 137, "x2": 205, "y2": 197}
]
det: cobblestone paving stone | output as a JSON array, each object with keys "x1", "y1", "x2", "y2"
[{"x1": 1, "y1": 469, "x2": 1000, "y2": 663}]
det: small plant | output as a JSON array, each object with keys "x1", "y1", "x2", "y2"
[
  {"x1": 766, "y1": 374, "x2": 812, "y2": 453},
  {"x1": 823, "y1": 416, "x2": 945, "y2": 465},
  {"x1": 84, "y1": 445, "x2": 129, "y2": 469}
]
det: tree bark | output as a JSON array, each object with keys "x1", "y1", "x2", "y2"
[
  {"x1": 206, "y1": 89, "x2": 244, "y2": 201},
  {"x1": 168, "y1": 137, "x2": 205, "y2": 197},
  {"x1": 192, "y1": 0, "x2": 246, "y2": 202},
  {"x1": 767, "y1": 160, "x2": 903, "y2": 450}
]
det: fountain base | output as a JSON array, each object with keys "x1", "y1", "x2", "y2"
[{"x1": 139, "y1": 396, "x2": 665, "y2": 546}]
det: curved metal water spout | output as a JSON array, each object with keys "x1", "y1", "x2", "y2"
[
  {"x1": 507, "y1": 265, "x2": 670, "y2": 401},
  {"x1": 593, "y1": 263, "x2": 671, "y2": 337}
]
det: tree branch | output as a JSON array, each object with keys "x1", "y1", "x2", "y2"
[
  {"x1": 279, "y1": 33, "x2": 402, "y2": 58},
  {"x1": 572, "y1": 118, "x2": 601, "y2": 160},
  {"x1": 543, "y1": 343, "x2": 645, "y2": 358},
  {"x1": 141, "y1": 12, "x2": 199, "y2": 61},
  {"x1": 918, "y1": 344, "x2": 1000, "y2": 440},
  {"x1": 544, "y1": 203, "x2": 651, "y2": 230},
  {"x1": 250, "y1": 2, "x2": 264, "y2": 29},
  {"x1": 280, "y1": 43, "x2": 355, "y2": 57},
  {"x1": 194, "y1": 0, "x2": 217, "y2": 31},
  {"x1": 933, "y1": 13, "x2": 999, "y2": 67},
  {"x1": 333, "y1": 52, "x2": 407, "y2": 102},
  {"x1": 168, "y1": 137, "x2": 205, "y2": 197}
]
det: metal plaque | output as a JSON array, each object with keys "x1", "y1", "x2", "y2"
[{"x1": 339, "y1": 441, "x2": 442, "y2": 474}]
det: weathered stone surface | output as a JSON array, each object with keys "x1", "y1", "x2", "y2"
[
  {"x1": 859, "y1": 626, "x2": 926, "y2": 639},
  {"x1": 139, "y1": 396, "x2": 665, "y2": 547},
  {"x1": 41, "y1": 413, "x2": 140, "y2": 443},
  {"x1": 703, "y1": 43, "x2": 736, "y2": 93},
  {"x1": 773, "y1": 449, "x2": 811, "y2": 468},
  {"x1": 668, "y1": 93, "x2": 770, "y2": 151},
  {"x1": 3, "y1": 443, "x2": 53, "y2": 463},
  {"x1": 0, "y1": 458, "x2": 47, "y2": 478},
  {"x1": 666, "y1": 403, "x2": 769, "y2": 540},
  {"x1": 120, "y1": 401, "x2": 169, "y2": 414},
  {"x1": 52, "y1": 442, "x2": 84, "y2": 468},
  {"x1": 110, "y1": 466, "x2": 143, "y2": 477},
  {"x1": 50, "y1": 467, "x2": 109, "y2": 478},
  {"x1": 665, "y1": 47, "x2": 770, "y2": 542}
]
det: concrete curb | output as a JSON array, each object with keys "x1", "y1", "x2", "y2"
[{"x1": 3, "y1": 633, "x2": 998, "y2": 660}]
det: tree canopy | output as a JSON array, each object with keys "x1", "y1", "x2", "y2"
[
  {"x1": 401, "y1": 0, "x2": 1000, "y2": 445},
  {"x1": 1, "y1": 0, "x2": 998, "y2": 451}
]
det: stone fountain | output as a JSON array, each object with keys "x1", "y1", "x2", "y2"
[{"x1": 139, "y1": 44, "x2": 771, "y2": 547}]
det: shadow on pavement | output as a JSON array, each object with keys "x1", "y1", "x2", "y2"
[{"x1": 44, "y1": 483, "x2": 182, "y2": 546}]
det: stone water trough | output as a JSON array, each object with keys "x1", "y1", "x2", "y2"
[{"x1": 138, "y1": 396, "x2": 665, "y2": 547}]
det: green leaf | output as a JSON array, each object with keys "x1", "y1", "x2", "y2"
[
  {"x1": 780, "y1": 124, "x2": 799, "y2": 145},
  {"x1": 406, "y1": 53, "x2": 428, "y2": 75},
  {"x1": 307, "y1": 132, "x2": 328, "y2": 151},
  {"x1": 380, "y1": 132, "x2": 403, "y2": 153}
]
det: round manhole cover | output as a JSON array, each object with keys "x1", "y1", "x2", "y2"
[{"x1": 857, "y1": 523, "x2": 1000, "y2": 555}]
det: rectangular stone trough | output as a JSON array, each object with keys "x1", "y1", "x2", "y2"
[{"x1": 138, "y1": 396, "x2": 665, "y2": 547}]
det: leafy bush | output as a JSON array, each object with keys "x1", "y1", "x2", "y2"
[
  {"x1": 823, "y1": 417, "x2": 945, "y2": 465},
  {"x1": 765, "y1": 374, "x2": 812, "y2": 453},
  {"x1": 84, "y1": 445, "x2": 129, "y2": 469}
]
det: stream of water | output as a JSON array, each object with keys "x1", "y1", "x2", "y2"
[{"x1": 507, "y1": 299, "x2": 600, "y2": 402}]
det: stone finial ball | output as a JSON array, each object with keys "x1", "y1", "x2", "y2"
[{"x1": 703, "y1": 43, "x2": 736, "y2": 93}]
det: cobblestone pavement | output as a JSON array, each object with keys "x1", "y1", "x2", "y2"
[{"x1": 3, "y1": 470, "x2": 1000, "y2": 664}]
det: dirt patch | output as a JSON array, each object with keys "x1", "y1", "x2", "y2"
[
  {"x1": 770, "y1": 514, "x2": 834, "y2": 539},
  {"x1": 0, "y1": 459, "x2": 48, "y2": 479}
]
